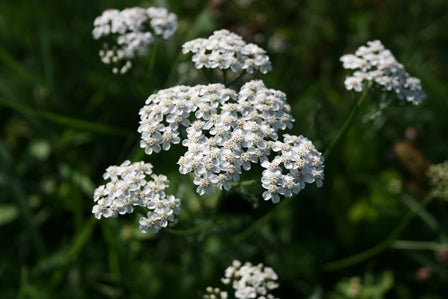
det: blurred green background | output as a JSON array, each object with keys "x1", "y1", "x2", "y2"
[{"x1": 1, "y1": 0, "x2": 447, "y2": 298}]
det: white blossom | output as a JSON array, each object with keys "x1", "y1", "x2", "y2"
[
  {"x1": 340, "y1": 40, "x2": 426, "y2": 104},
  {"x1": 92, "y1": 160, "x2": 180, "y2": 233},
  {"x1": 146, "y1": 7, "x2": 177, "y2": 39},
  {"x1": 93, "y1": 7, "x2": 177, "y2": 74},
  {"x1": 182, "y1": 29, "x2": 272, "y2": 74},
  {"x1": 138, "y1": 80, "x2": 320, "y2": 202},
  {"x1": 219, "y1": 260, "x2": 279, "y2": 299},
  {"x1": 261, "y1": 134, "x2": 324, "y2": 203}
]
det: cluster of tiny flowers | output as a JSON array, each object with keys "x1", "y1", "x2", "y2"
[
  {"x1": 182, "y1": 29, "x2": 272, "y2": 74},
  {"x1": 340, "y1": 40, "x2": 426, "y2": 104},
  {"x1": 138, "y1": 80, "x2": 324, "y2": 202},
  {"x1": 92, "y1": 7, "x2": 177, "y2": 74},
  {"x1": 427, "y1": 161, "x2": 448, "y2": 200},
  {"x1": 217, "y1": 260, "x2": 279, "y2": 299},
  {"x1": 92, "y1": 160, "x2": 180, "y2": 234},
  {"x1": 262, "y1": 134, "x2": 324, "y2": 203}
]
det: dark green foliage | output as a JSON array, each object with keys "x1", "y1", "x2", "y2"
[{"x1": 1, "y1": 0, "x2": 447, "y2": 298}]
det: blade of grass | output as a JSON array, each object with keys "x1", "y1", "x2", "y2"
[
  {"x1": 0, "y1": 97, "x2": 133, "y2": 137},
  {"x1": 400, "y1": 194, "x2": 439, "y2": 231},
  {"x1": 39, "y1": 29, "x2": 55, "y2": 100},
  {"x1": 49, "y1": 218, "x2": 97, "y2": 288},
  {"x1": 322, "y1": 193, "x2": 436, "y2": 272},
  {"x1": 0, "y1": 46, "x2": 40, "y2": 83},
  {"x1": 37, "y1": 7, "x2": 55, "y2": 101},
  {"x1": 101, "y1": 222, "x2": 122, "y2": 285}
]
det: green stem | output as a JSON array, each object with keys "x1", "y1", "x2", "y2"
[
  {"x1": 322, "y1": 193, "x2": 436, "y2": 272},
  {"x1": 231, "y1": 199, "x2": 292, "y2": 245},
  {"x1": 232, "y1": 179, "x2": 257, "y2": 188},
  {"x1": 391, "y1": 240, "x2": 448, "y2": 251},
  {"x1": 129, "y1": 142, "x2": 146, "y2": 162},
  {"x1": 323, "y1": 87, "x2": 370, "y2": 159},
  {"x1": 200, "y1": 68, "x2": 214, "y2": 84},
  {"x1": 227, "y1": 71, "x2": 246, "y2": 87},
  {"x1": 147, "y1": 39, "x2": 158, "y2": 79},
  {"x1": 165, "y1": 219, "x2": 215, "y2": 236},
  {"x1": 223, "y1": 69, "x2": 228, "y2": 86}
]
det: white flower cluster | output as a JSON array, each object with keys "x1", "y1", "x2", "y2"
[
  {"x1": 92, "y1": 160, "x2": 180, "y2": 234},
  {"x1": 262, "y1": 134, "x2": 324, "y2": 203},
  {"x1": 220, "y1": 260, "x2": 279, "y2": 299},
  {"x1": 138, "y1": 80, "x2": 324, "y2": 203},
  {"x1": 182, "y1": 29, "x2": 272, "y2": 74},
  {"x1": 340, "y1": 40, "x2": 426, "y2": 104},
  {"x1": 92, "y1": 7, "x2": 177, "y2": 74}
]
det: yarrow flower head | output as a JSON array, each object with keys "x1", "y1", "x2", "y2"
[
  {"x1": 182, "y1": 29, "x2": 272, "y2": 74},
  {"x1": 340, "y1": 40, "x2": 426, "y2": 104},
  {"x1": 92, "y1": 7, "x2": 177, "y2": 74},
  {"x1": 427, "y1": 161, "x2": 448, "y2": 201},
  {"x1": 138, "y1": 80, "x2": 324, "y2": 203},
  {"x1": 262, "y1": 134, "x2": 324, "y2": 203},
  {"x1": 204, "y1": 260, "x2": 279, "y2": 299},
  {"x1": 92, "y1": 160, "x2": 180, "y2": 234}
]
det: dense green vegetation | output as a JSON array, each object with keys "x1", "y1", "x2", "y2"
[{"x1": 1, "y1": 0, "x2": 447, "y2": 298}]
